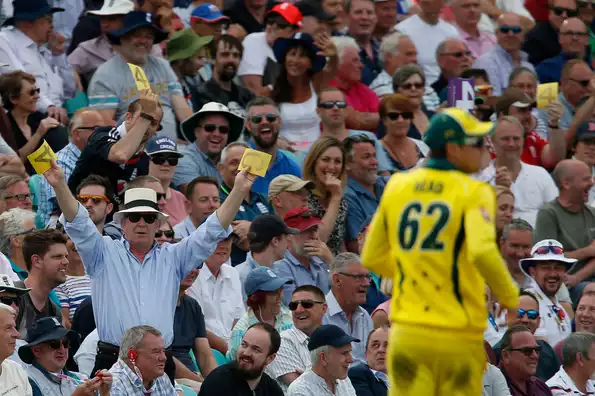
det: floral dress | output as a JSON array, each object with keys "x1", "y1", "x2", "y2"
[{"x1": 307, "y1": 191, "x2": 348, "y2": 256}]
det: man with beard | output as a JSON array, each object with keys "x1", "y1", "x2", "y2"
[
  {"x1": 199, "y1": 322, "x2": 284, "y2": 396},
  {"x1": 195, "y1": 35, "x2": 255, "y2": 120},
  {"x1": 244, "y1": 97, "x2": 301, "y2": 196}
]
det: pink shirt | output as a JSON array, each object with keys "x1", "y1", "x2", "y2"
[
  {"x1": 455, "y1": 25, "x2": 497, "y2": 59},
  {"x1": 329, "y1": 80, "x2": 379, "y2": 113},
  {"x1": 163, "y1": 188, "x2": 187, "y2": 226},
  {"x1": 372, "y1": 299, "x2": 391, "y2": 316}
]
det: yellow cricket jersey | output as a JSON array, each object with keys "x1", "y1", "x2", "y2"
[{"x1": 362, "y1": 159, "x2": 519, "y2": 335}]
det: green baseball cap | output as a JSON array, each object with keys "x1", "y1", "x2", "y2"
[
  {"x1": 166, "y1": 29, "x2": 213, "y2": 62},
  {"x1": 423, "y1": 108, "x2": 493, "y2": 150}
]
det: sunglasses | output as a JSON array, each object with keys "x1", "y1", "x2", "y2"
[
  {"x1": 47, "y1": 339, "x2": 70, "y2": 350},
  {"x1": 125, "y1": 213, "x2": 158, "y2": 224},
  {"x1": 0, "y1": 296, "x2": 19, "y2": 306},
  {"x1": 156, "y1": 193, "x2": 166, "y2": 201},
  {"x1": 288, "y1": 299, "x2": 325, "y2": 311},
  {"x1": 499, "y1": 25, "x2": 522, "y2": 34},
  {"x1": 141, "y1": 113, "x2": 163, "y2": 131},
  {"x1": 250, "y1": 113, "x2": 278, "y2": 124},
  {"x1": 318, "y1": 101, "x2": 348, "y2": 109},
  {"x1": 560, "y1": 30, "x2": 588, "y2": 37},
  {"x1": 507, "y1": 345, "x2": 541, "y2": 357},
  {"x1": 443, "y1": 51, "x2": 472, "y2": 58},
  {"x1": 151, "y1": 156, "x2": 179, "y2": 166},
  {"x1": 201, "y1": 124, "x2": 230, "y2": 134},
  {"x1": 401, "y1": 82, "x2": 424, "y2": 90},
  {"x1": 28, "y1": 87, "x2": 41, "y2": 96},
  {"x1": 386, "y1": 111, "x2": 413, "y2": 120},
  {"x1": 517, "y1": 309, "x2": 539, "y2": 319},
  {"x1": 339, "y1": 272, "x2": 372, "y2": 281},
  {"x1": 572, "y1": 78, "x2": 591, "y2": 87},
  {"x1": 550, "y1": 6, "x2": 578, "y2": 16},
  {"x1": 474, "y1": 84, "x2": 493, "y2": 94},
  {"x1": 76, "y1": 195, "x2": 110, "y2": 205},
  {"x1": 4, "y1": 193, "x2": 31, "y2": 201},
  {"x1": 534, "y1": 245, "x2": 564, "y2": 255},
  {"x1": 155, "y1": 230, "x2": 174, "y2": 238}
]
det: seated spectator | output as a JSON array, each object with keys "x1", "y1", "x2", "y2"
[
  {"x1": 238, "y1": 3, "x2": 302, "y2": 96},
  {"x1": 498, "y1": 325, "x2": 552, "y2": 395},
  {"x1": 323, "y1": 253, "x2": 373, "y2": 365},
  {"x1": 474, "y1": 13, "x2": 535, "y2": 95},
  {"x1": 244, "y1": 97, "x2": 302, "y2": 196},
  {"x1": 537, "y1": 17, "x2": 590, "y2": 83},
  {"x1": 0, "y1": 0, "x2": 73, "y2": 124},
  {"x1": 348, "y1": 327, "x2": 389, "y2": 396},
  {"x1": 188, "y1": 3, "x2": 230, "y2": 38},
  {"x1": 268, "y1": 175, "x2": 314, "y2": 219},
  {"x1": 0, "y1": 136, "x2": 26, "y2": 179},
  {"x1": 173, "y1": 176, "x2": 220, "y2": 238},
  {"x1": 371, "y1": 293, "x2": 391, "y2": 329},
  {"x1": 146, "y1": 136, "x2": 187, "y2": 225},
  {"x1": 369, "y1": 32, "x2": 418, "y2": 98},
  {"x1": 110, "y1": 325, "x2": 178, "y2": 395},
  {"x1": 228, "y1": 267, "x2": 294, "y2": 360},
  {"x1": 274, "y1": 207, "x2": 331, "y2": 305},
  {"x1": 67, "y1": 91, "x2": 162, "y2": 204},
  {"x1": 553, "y1": 291, "x2": 595, "y2": 358},
  {"x1": 266, "y1": 285, "x2": 328, "y2": 390},
  {"x1": 155, "y1": 220, "x2": 176, "y2": 245},
  {"x1": 73, "y1": 175, "x2": 114, "y2": 235},
  {"x1": 571, "y1": 122, "x2": 595, "y2": 203},
  {"x1": 391, "y1": 65, "x2": 435, "y2": 139},
  {"x1": 0, "y1": 303, "x2": 31, "y2": 394},
  {"x1": 372, "y1": 0, "x2": 395, "y2": 40},
  {"x1": 547, "y1": 332, "x2": 595, "y2": 395},
  {"x1": 452, "y1": 0, "x2": 497, "y2": 58},
  {"x1": 20, "y1": 317, "x2": 111, "y2": 395},
  {"x1": 199, "y1": 322, "x2": 284, "y2": 396},
  {"x1": 346, "y1": 0, "x2": 382, "y2": 86},
  {"x1": 287, "y1": 324, "x2": 358, "y2": 395},
  {"x1": 524, "y1": 0, "x2": 578, "y2": 64},
  {"x1": 0, "y1": 209, "x2": 36, "y2": 280},
  {"x1": 0, "y1": 175, "x2": 33, "y2": 212},
  {"x1": 483, "y1": 363, "x2": 512, "y2": 396},
  {"x1": 173, "y1": 102, "x2": 243, "y2": 190},
  {"x1": 88, "y1": 10, "x2": 192, "y2": 140},
  {"x1": 465, "y1": 68, "x2": 496, "y2": 122},
  {"x1": 431, "y1": 39, "x2": 473, "y2": 102},
  {"x1": 478, "y1": 117, "x2": 558, "y2": 227},
  {"x1": 297, "y1": 0, "x2": 335, "y2": 37},
  {"x1": 378, "y1": 93, "x2": 429, "y2": 171},
  {"x1": 37, "y1": 109, "x2": 105, "y2": 226},
  {"x1": 0, "y1": 275, "x2": 30, "y2": 362},
  {"x1": 0, "y1": 71, "x2": 67, "y2": 171}
]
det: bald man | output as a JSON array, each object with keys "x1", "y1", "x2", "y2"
[
  {"x1": 535, "y1": 159, "x2": 595, "y2": 302},
  {"x1": 536, "y1": 17, "x2": 590, "y2": 83},
  {"x1": 432, "y1": 38, "x2": 474, "y2": 101}
]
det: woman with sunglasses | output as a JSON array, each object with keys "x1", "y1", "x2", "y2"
[
  {"x1": 155, "y1": 221, "x2": 176, "y2": 245},
  {"x1": 0, "y1": 71, "x2": 68, "y2": 173},
  {"x1": 391, "y1": 64, "x2": 435, "y2": 140},
  {"x1": 379, "y1": 94, "x2": 429, "y2": 172}
]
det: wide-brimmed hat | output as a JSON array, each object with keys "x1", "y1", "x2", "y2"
[
  {"x1": 166, "y1": 28, "x2": 213, "y2": 62},
  {"x1": 88, "y1": 0, "x2": 134, "y2": 16},
  {"x1": 180, "y1": 102, "x2": 244, "y2": 143},
  {"x1": 3, "y1": 0, "x2": 64, "y2": 26},
  {"x1": 495, "y1": 88, "x2": 536, "y2": 115},
  {"x1": 18, "y1": 317, "x2": 78, "y2": 364},
  {"x1": 0, "y1": 275, "x2": 30, "y2": 296},
  {"x1": 107, "y1": 11, "x2": 169, "y2": 45},
  {"x1": 113, "y1": 188, "x2": 168, "y2": 223},
  {"x1": 519, "y1": 239, "x2": 577, "y2": 277},
  {"x1": 273, "y1": 32, "x2": 327, "y2": 74}
]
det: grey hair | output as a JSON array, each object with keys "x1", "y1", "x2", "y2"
[
  {"x1": 0, "y1": 302, "x2": 15, "y2": 316},
  {"x1": 310, "y1": 345, "x2": 329, "y2": 365},
  {"x1": 119, "y1": 325, "x2": 162, "y2": 360},
  {"x1": 125, "y1": 175, "x2": 161, "y2": 190},
  {"x1": 0, "y1": 208, "x2": 36, "y2": 257},
  {"x1": 501, "y1": 218, "x2": 533, "y2": 241},
  {"x1": 435, "y1": 38, "x2": 467, "y2": 59},
  {"x1": 379, "y1": 32, "x2": 408, "y2": 64},
  {"x1": 494, "y1": 115, "x2": 525, "y2": 137},
  {"x1": 332, "y1": 36, "x2": 360, "y2": 65},
  {"x1": 0, "y1": 175, "x2": 24, "y2": 200},
  {"x1": 330, "y1": 252, "x2": 361, "y2": 273},
  {"x1": 392, "y1": 63, "x2": 425, "y2": 91},
  {"x1": 220, "y1": 142, "x2": 250, "y2": 165},
  {"x1": 562, "y1": 332, "x2": 595, "y2": 367},
  {"x1": 508, "y1": 67, "x2": 538, "y2": 86}
]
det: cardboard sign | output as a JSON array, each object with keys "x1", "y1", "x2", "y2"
[
  {"x1": 537, "y1": 83, "x2": 559, "y2": 109},
  {"x1": 239, "y1": 149, "x2": 272, "y2": 177},
  {"x1": 27, "y1": 140, "x2": 57, "y2": 175},
  {"x1": 127, "y1": 63, "x2": 151, "y2": 91},
  {"x1": 447, "y1": 78, "x2": 475, "y2": 112}
]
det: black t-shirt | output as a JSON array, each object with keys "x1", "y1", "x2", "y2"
[
  {"x1": 194, "y1": 80, "x2": 254, "y2": 121},
  {"x1": 16, "y1": 294, "x2": 61, "y2": 339},
  {"x1": 199, "y1": 362, "x2": 284, "y2": 396},
  {"x1": 173, "y1": 295, "x2": 207, "y2": 371},
  {"x1": 68, "y1": 126, "x2": 149, "y2": 206},
  {"x1": 224, "y1": 0, "x2": 276, "y2": 36}
]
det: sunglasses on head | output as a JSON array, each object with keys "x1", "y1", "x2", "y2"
[
  {"x1": 250, "y1": 113, "x2": 278, "y2": 124},
  {"x1": 499, "y1": 25, "x2": 522, "y2": 34},
  {"x1": 318, "y1": 101, "x2": 347, "y2": 110},
  {"x1": 550, "y1": 5, "x2": 578, "y2": 16},
  {"x1": 0, "y1": 296, "x2": 19, "y2": 306},
  {"x1": 76, "y1": 195, "x2": 110, "y2": 205},
  {"x1": 288, "y1": 299, "x2": 324, "y2": 311},
  {"x1": 401, "y1": 82, "x2": 424, "y2": 90},
  {"x1": 150, "y1": 156, "x2": 179, "y2": 166},
  {"x1": 507, "y1": 345, "x2": 541, "y2": 357},
  {"x1": 534, "y1": 245, "x2": 564, "y2": 255},
  {"x1": 518, "y1": 308, "x2": 539, "y2": 319},
  {"x1": 386, "y1": 111, "x2": 413, "y2": 121},
  {"x1": 155, "y1": 230, "x2": 174, "y2": 238},
  {"x1": 202, "y1": 124, "x2": 230, "y2": 134},
  {"x1": 47, "y1": 338, "x2": 70, "y2": 350},
  {"x1": 125, "y1": 213, "x2": 158, "y2": 224}
]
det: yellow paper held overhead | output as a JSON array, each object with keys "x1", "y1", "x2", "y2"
[
  {"x1": 128, "y1": 63, "x2": 151, "y2": 91},
  {"x1": 27, "y1": 140, "x2": 57, "y2": 175},
  {"x1": 239, "y1": 148, "x2": 272, "y2": 177},
  {"x1": 537, "y1": 83, "x2": 558, "y2": 109}
]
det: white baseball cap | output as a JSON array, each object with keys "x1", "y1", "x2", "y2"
[{"x1": 88, "y1": 0, "x2": 134, "y2": 16}]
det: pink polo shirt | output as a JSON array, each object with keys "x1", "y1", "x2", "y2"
[
  {"x1": 162, "y1": 188, "x2": 188, "y2": 226},
  {"x1": 329, "y1": 80, "x2": 379, "y2": 113},
  {"x1": 455, "y1": 25, "x2": 497, "y2": 59}
]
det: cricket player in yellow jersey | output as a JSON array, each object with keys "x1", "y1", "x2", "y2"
[{"x1": 361, "y1": 108, "x2": 519, "y2": 396}]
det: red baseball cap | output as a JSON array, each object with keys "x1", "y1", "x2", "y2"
[
  {"x1": 283, "y1": 207, "x2": 322, "y2": 232},
  {"x1": 265, "y1": 2, "x2": 303, "y2": 26}
]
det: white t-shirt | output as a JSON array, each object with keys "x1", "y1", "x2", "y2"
[
  {"x1": 0, "y1": 253, "x2": 18, "y2": 281},
  {"x1": 74, "y1": 329, "x2": 100, "y2": 377},
  {"x1": 395, "y1": 15, "x2": 460, "y2": 85},
  {"x1": 477, "y1": 0, "x2": 534, "y2": 33},
  {"x1": 279, "y1": 86, "x2": 321, "y2": 149},
  {"x1": 237, "y1": 32, "x2": 276, "y2": 77},
  {"x1": 0, "y1": 359, "x2": 32, "y2": 396}
]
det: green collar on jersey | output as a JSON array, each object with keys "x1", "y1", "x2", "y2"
[{"x1": 423, "y1": 158, "x2": 459, "y2": 171}]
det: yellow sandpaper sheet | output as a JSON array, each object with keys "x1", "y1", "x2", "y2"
[
  {"x1": 239, "y1": 148, "x2": 272, "y2": 177},
  {"x1": 536, "y1": 83, "x2": 558, "y2": 109},
  {"x1": 128, "y1": 63, "x2": 151, "y2": 91},
  {"x1": 27, "y1": 140, "x2": 57, "y2": 174}
]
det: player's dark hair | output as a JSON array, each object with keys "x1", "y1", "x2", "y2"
[
  {"x1": 246, "y1": 322, "x2": 281, "y2": 355},
  {"x1": 500, "y1": 324, "x2": 532, "y2": 352},
  {"x1": 215, "y1": 35, "x2": 244, "y2": 57},
  {"x1": 76, "y1": 174, "x2": 114, "y2": 199},
  {"x1": 23, "y1": 229, "x2": 68, "y2": 271}
]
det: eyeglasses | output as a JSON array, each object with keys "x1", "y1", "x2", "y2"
[
  {"x1": 150, "y1": 156, "x2": 179, "y2": 166},
  {"x1": 155, "y1": 230, "x2": 174, "y2": 238},
  {"x1": 125, "y1": 213, "x2": 158, "y2": 224},
  {"x1": 560, "y1": 30, "x2": 589, "y2": 37},
  {"x1": 201, "y1": 124, "x2": 230, "y2": 134},
  {"x1": 339, "y1": 272, "x2": 372, "y2": 281},
  {"x1": 442, "y1": 51, "x2": 472, "y2": 58},
  {"x1": 76, "y1": 195, "x2": 110, "y2": 205},
  {"x1": 400, "y1": 82, "x2": 424, "y2": 90},
  {"x1": 28, "y1": 87, "x2": 41, "y2": 96},
  {"x1": 386, "y1": 111, "x2": 413, "y2": 121},
  {"x1": 250, "y1": 113, "x2": 278, "y2": 123},
  {"x1": 0, "y1": 296, "x2": 19, "y2": 306},
  {"x1": 47, "y1": 339, "x2": 70, "y2": 350},
  {"x1": 499, "y1": 25, "x2": 522, "y2": 34},
  {"x1": 4, "y1": 193, "x2": 31, "y2": 201},
  {"x1": 507, "y1": 345, "x2": 541, "y2": 357},
  {"x1": 76, "y1": 125, "x2": 102, "y2": 131},
  {"x1": 517, "y1": 309, "x2": 539, "y2": 319},
  {"x1": 288, "y1": 299, "x2": 325, "y2": 310},
  {"x1": 534, "y1": 245, "x2": 564, "y2": 255},
  {"x1": 571, "y1": 78, "x2": 591, "y2": 87},
  {"x1": 550, "y1": 6, "x2": 578, "y2": 16},
  {"x1": 318, "y1": 101, "x2": 348, "y2": 109}
]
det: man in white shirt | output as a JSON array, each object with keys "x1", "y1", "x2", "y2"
[
  {"x1": 0, "y1": 302, "x2": 32, "y2": 395},
  {"x1": 370, "y1": 31, "x2": 418, "y2": 97},
  {"x1": 520, "y1": 239, "x2": 574, "y2": 346},
  {"x1": 547, "y1": 332, "x2": 595, "y2": 395}
]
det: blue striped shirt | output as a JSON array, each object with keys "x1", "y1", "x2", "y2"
[{"x1": 54, "y1": 274, "x2": 91, "y2": 320}]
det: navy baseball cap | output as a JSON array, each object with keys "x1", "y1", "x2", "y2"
[
  {"x1": 575, "y1": 121, "x2": 595, "y2": 142},
  {"x1": 191, "y1": 3, "x2": 230, "y2": 23},
  {"x1": 248, "y1": 214, "x2": 299, "y2": 245},
  {"x1": 308, "y1": 324, "x2": 360, "y2": 351},
  {"x1": 145, "y1": 136, "x2": 184, "y2": 157},
  {"x1": 244, "y1": 267, "x2": 293, "y2": 297}
]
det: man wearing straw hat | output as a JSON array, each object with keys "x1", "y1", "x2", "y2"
[{"x1": 42, "y1": 151, "x2": 257, "y2": 378}]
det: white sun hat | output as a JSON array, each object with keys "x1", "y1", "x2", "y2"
[
  {"x1": 88, "y1": 0, "x2": 134, "y2": 16},
  {"x1": 113, "y1": 188, "x2": 168, "y2": 223},
  {"x1": 180, "y1": 101, "x2": 244, "y2": 144},
  {"x1": 519, "y1": 239, "x2": 577, "y2": 277}
]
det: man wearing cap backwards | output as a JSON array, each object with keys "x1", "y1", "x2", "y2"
[
  {"x1": 0, "y1": 303, "x2": 31, "y2": 395},
  {"x1": 268, "y1": 175, "x2": 315, "y2": 219},
  {"x1": 362, "y1": 108, "x2": 519, "y2": 395},
  {"x1": 42, "y1": 142, "x2": 256, "y2": 376},
  {"x1": 287, "y1": 324, "x2": 358, "y2": 396},
  {"x1": 20, "y1": 317, "x2": 112, "y2": 395},
  {"x1": 521, "y1": 240, "x2": 574, "y2": 346}
]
